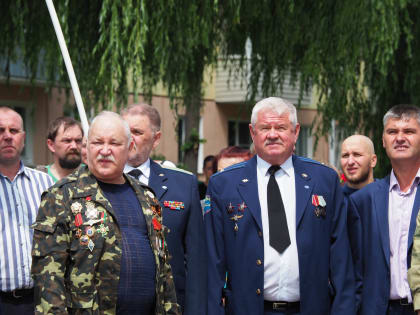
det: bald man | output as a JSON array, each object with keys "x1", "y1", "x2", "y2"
[
  {"x1": 339, "y1": 135, "x2": 377, "y2": 311},
  {"x1": 340, "y1": 135, "x2": 377, "y2": 196}
]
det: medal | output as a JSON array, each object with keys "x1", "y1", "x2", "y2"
[
  {"x1": 85, "y1": 207, "x2": 99, "y2": 220},
  {"x1": 96, "y1": 224, "x2": 109, "y2": 237},
  {"x1": 203, "y1": 196, "x2": 211, "y2": 215},
  {"x1": 85, "y1": 226, "x2": 95, "y2": 238},
  {"x1": 88, "y1": 239, "x2": 95, "y2": 252},
  {"x1": 71, "y1": 202, "x2": 82, "y2": 214},
  {"x1": 152, "y1": 217, "x2": 162, "y2": 231},
  {"x1": 80, "y1": 235, "x2": 89, "y2": 246},
  {"x1": 145, "y1": 191, "x2": 155, "y2": 199},
  {"x1": 84, "y1": 218, "x2": 102, "y2": 226},
  {"x1": 230, "y1": 214, "x2": 243, "y2": 232},
  {"x1": 163, "y1": 201, "x2": 185, "y2": 210},
  {"x1": 238, "y1": 202, "x2": 247, "y2": 212},
  {"x1": 75, "y1": 213, "x2": 83, "y2": 227},
  {"x1": 75, "y1": 228, "x2": 82, "y2": 239},
  {"x1": 227, "y1": 203, "x2": 235, "y2": 214}
]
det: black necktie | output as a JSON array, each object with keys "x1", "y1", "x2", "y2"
[
  {"x1": 267, "y1": 165, "x2": 291, "y2": 253},
  {"x1": 128, "y1": 168, "x2": 142, "y2": 179}
]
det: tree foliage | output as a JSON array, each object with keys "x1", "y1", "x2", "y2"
[
  {"x1": 1, "y1": 0, "x2": 419, "y2": 175},
  {"x1": 221, "y1": 0, "x2": 420, "y2": 177}
]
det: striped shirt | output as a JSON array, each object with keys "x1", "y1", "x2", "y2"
[{"x1": 0, "y1": 162, "x2": 54, "y2": 291}]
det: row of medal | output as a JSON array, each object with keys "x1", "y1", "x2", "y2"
[
  {"x1": 71, "y1": 200, "x2": 109, "y2": 252},
  {"x1": 227, "y1": 202, "x2": 247, "y2": 232}
]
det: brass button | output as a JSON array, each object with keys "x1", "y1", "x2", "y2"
[
  {"x1": 256, "y1": 259, "x2": 262, "y2": 266},
  {"x1": 256, "y1": 288, "x2": 261, "y2": 295},
  {"x1": 258, "y1": 231, "x2": 262, "y2": 237}
]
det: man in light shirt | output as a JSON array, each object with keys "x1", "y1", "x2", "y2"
[
  {"x1": 205, "y1": 97, "x2": 355, "y2": 315},
  {"x1": 0, "y1": 107, "x2": 53, "y2": 314},
  {"x1": 351, "y1": 104, "x2": 420, "y2": 315}
]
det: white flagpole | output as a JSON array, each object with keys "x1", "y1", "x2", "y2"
[{"x1": 45, "y1": 0, "x2": 89, "y2": 135}]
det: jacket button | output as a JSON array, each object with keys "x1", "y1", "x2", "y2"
[
  {"x1": 256, "y1": 288, "x2": 261, "y2": 295},
  {"x1": 256, "y1": 259, "x2": 262, "y2": 266},
  {"x1": 258, "y1": 231, "x2": 262, "y2": 237}
]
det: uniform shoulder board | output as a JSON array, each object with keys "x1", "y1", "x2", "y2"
[
  {"x1": 213, "y1": 160, "x2": 247, "y2": 177},
  {"x1": 297, "y1": 156, "x2": 323, "y2": 165},
  {"x1": 160, "y1": 164, "x2": 193, "y2": 176},
  {"x1": 54, "y1": 175, "x2": 74, "y2": 188},
  {"x1": 296, "y1": 156, "x2": 336, "y2": 171}
]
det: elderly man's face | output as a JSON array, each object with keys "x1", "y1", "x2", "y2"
[
  {"x1": 249, "y1": 109, "x2": 300, "y2": 165},
  {"x1": 48, "y1": 124, "x2": 83, "y2": 169},
  {"x1": 87, "y1": 118, "x2": 131, "y2": 184},
  {"x1": 123, "y1": 114, "x2": 161, "y2": 167},
  {"x1": 0, "y1": 110, "x2": 25, "y2": 166}
]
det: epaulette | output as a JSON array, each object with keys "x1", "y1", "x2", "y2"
[
  {"x1": 296, "y1": 156, "x2": 334, "y2": 170},
  {"x1": 212, "y1": 161, "x2": 247, "y2": 177},
  {"x1": 160, "y1": 164, "x2": 193, "y2": 176},
  {"x1": 297, "y1": 156, "x2": 322, "y2": 164},
  {"x1": 54, "y1": 175, "x2": 74, "y2": 188}
]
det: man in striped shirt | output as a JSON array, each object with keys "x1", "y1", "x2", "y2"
[{"x1": 0, "y1": 107, "x2": 54, "y2": 314}]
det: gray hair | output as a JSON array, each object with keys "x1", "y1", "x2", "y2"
[
  {"x1": 89, "y1": 111, "x2": 132, "y2": 147},
  {"x1": 250, "y1": 97, "x2": 298, "y2": 128},
  {"x1": 383, "y1": 104, "x2": 420, "y2": 127},
  {"x1": 121, "y1": 103, "x2": 161, "y2": 133}
]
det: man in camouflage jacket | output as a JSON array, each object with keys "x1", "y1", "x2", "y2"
[{"x1": 31, "y1": 111, "x2": 180, "y2": 315}]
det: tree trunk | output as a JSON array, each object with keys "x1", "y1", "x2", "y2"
[{"x1": 182, "y1": 84, "x2": 202, "y2": 174}]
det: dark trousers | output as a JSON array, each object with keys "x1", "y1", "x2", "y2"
[
  {"x1": 264, "y1": 301, "x2": 300, "y2": 315},
  {"x1": 0, "y1": 289, "x2": 34, "y2": 315},
  {"x1": 265, "y1": 311, "x2": 300, "y2": 315},
  {"x1": 387, "y1": 300, "x2": 416, "y2": 315}
]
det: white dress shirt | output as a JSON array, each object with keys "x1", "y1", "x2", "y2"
[
  {"x1": 256, "y1": 155, "x2": 300, "y2": 301},
  {"x1": 124, "y1": 159, "x2": 151, "y2": 186},
  {"x1": 388, "y1": 168, "x2": 420, "y2": 302}
]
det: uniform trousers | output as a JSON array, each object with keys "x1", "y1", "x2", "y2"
[
  {"x1": 264, "y1": 310, "x2": 300, "y2": 315},
  {"x1": 387, "y1": 301, "x2": 416, "y2": 315}
]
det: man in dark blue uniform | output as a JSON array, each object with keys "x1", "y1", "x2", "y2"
[
  {"x1": 122, "y1": 103, "x2": 206, "y2": 315},
  {"x1": 204, "y1": 97, "x2": 356, "y2": 315}
]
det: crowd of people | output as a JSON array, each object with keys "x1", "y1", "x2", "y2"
[{"x1": 0, "y1": 97, "x2": 420, "y2": 315}]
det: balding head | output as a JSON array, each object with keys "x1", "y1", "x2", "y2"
[
  {"x1": 340, "y1": 134, "x2": 377, "y2": 189},
  {"x1": 0, "y1": 107, "x2": 23, "y2": 130},
  {"x1": 0, "y1": 107, "x2": 26, "y2": 179},
  {"x1": 87, "y1": 111, "x2": 133, "y2": 184},
  {"x1": 343, "y1": 135, "x2": 375, "y2": 155}
]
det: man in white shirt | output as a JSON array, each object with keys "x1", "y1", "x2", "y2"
[{"x1": 204, "y1": 97, "x2": 355, "y2": 315}]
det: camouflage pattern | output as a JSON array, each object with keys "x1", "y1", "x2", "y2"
[
  {"x1": 31, "y1": 165, "x2": 181, "y2": 315},
  {"x1": 409, "y1": 212, "x2": 420, "y2": 311}
]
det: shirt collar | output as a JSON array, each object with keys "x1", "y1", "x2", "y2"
[
  {"x1": 0, "y1": 161, "x2": 27, "y2": 180},
  {"x1": 124, "y1": 159, "x2": 151, "y2": 180},
  {"x1": 389, "y1": 167, "x2": 420, "y2": 192},
  {"x1": 256, "y1": 154, "x2": 294, "y2": 177}
]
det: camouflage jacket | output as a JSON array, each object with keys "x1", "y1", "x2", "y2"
[
  {"x1": 409, "y1": 212, "x2": 420, "y2": 311},
  {"x1": 31, "y1": 165, "x2": 181, "y2": 315}
]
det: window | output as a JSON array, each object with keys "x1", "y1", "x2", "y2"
[
  {"x1": 295, "y1": 126, "x2": 313, "y2": 158},
  {"x1": 228, "y1": 120, "x2": 251, "y2": 148}
]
